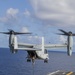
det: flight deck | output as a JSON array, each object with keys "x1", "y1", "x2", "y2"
[{"x1": 47, "y1": 70, "x2": 75, "y2": 75}]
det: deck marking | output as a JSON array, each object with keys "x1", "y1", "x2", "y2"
[
  {"x1": 47, "y1": 70, "x2": 60, "y2": 75},
  {"x1": 66, "y1": 72, "x2": 73, "y2": 75},
  {"x1": 63, "y1": 72, "x2": 66, "y2": 74}
]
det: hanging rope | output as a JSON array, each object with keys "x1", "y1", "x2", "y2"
[{"x1": 32, "y1": 61, "x2": 35, "y2": 75}]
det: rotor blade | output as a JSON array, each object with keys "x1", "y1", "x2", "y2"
[
  {"x1": 14, "y1": 32, "x2": 32, "y2": 35},
  {"x1": 8, "y1": 29, "x2": 32, "y2": 34},
  {"x1": 0, "y1": 32, "x2": 10, "y2": 34},
  {"x1": 0, "y1": 31, "x2": 32, "y2": 35},
  {"x1": 72, "y1": 34, "x2": 75, "y2": 36},
  {"x1": 56, "y1": 33, "x2": 67, "y2": 35},
  {"x1": 59, "y1": 29, "x2": 69, "y2": 35}
]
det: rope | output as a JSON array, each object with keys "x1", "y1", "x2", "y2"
[{"x1": 32, "y1": 62, "x2": 35, "y2": 75}]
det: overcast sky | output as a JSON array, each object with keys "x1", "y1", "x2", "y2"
[{"x1": 0, "y1": 0, "x2": 75, "y2": 52}]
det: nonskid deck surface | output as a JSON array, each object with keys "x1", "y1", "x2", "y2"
[{"x1": 47, "y1": 70, "x2": 74, "y2": 75}]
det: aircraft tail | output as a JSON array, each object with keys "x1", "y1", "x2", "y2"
[{"x1": 42, "y1": 37, "x2": 44, "y2": 52}]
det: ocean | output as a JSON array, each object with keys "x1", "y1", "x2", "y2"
[{"x1": 0, "y1": 48, "x2": 75, "y2": 75}]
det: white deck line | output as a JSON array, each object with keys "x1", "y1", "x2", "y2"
[{"x1": 47, "y1": 70, "x2": 60, "y2": 75}]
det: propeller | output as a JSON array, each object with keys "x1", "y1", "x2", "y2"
[
  {"x1": 0, "y1": 29, "x2": 32, "y2": 35},
  {"x1": 57, "y1": 29, "x2": 75, "y2": 36}
]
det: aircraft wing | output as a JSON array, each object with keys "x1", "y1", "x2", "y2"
[
  {"x1": 16, "y1": 47, "x2": 41, "y2": 51},
  {"x1": 14, "y1": 37, "x2": 67, "y2": 51},
  {"x1": 44, "y1": 44, "x2": 67, "y2": 49},
  {"x1": 18, "y1": 43, "x2": 34, "y2": 48},
  {"x1": 17, "y1": 43, "x2": 67, "y2": 49},
  {"x1": 14, "y1": 43, "x2": 41, "y2": 51}
]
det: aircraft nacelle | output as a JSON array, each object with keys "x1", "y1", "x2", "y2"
[
  {"x1": 10, "y1": 46, "x2": 18, "y2": 54},
  {"x1": 9, "y1": 34, "x2": 18, "y2": 54},
  {"x1": 67, "y1": 36, "x2": 73, "y2": 56}
]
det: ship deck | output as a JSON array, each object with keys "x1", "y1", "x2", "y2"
[{"x1": 47, "y1": 70, "x2": 75, "y2": 75}]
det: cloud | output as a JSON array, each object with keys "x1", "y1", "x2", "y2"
[
  {"x1": 0, "y1": 8, "x2": 19, "y2": 25},
  {"x1": 28, "y1": 35, "x2": 41, "y2": 40},
  {"x1": 59, "y1": 35, "x2": 67, "y2": 43},
  {"x1": 6, "y1": 8, "x2": 19, "y2": 17},
  {"x1": 30, "y1": 0, "x2": 75, "y2": 27},
  {"x1": 21, "y1": 27, "x2": 29, "y2": 32},
  {"x1": 28, "y1": 35, "x2": 42, "y2": 44},
  {"x1": 19, "y1": 27, "x2": 42, "y2": 44},
  {"x1": 24, "y1": 9, "x2": 31, "y2": 17}
]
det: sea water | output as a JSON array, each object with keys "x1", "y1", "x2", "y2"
[{"x1": 0, "y1": 48, "x2": 75, "y2": 75}]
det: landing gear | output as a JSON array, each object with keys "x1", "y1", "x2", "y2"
[
  {"x1": 44, "y1": 59, "x2": 48, "y2": 63},
  {"x1": 27, "y1": 51, "x2": 36, "y2": 64},
  {"x1": 27, "y1": 58, "x2": 31, "y2": 62}
]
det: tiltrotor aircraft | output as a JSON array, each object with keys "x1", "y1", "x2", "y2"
[{"x1": 0, "y1": 29, "x2": 75, "y2": 64}]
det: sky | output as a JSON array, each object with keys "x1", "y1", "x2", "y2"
[{"x1": 0, "y1": 0, "x2": 75, "y2": 52}]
